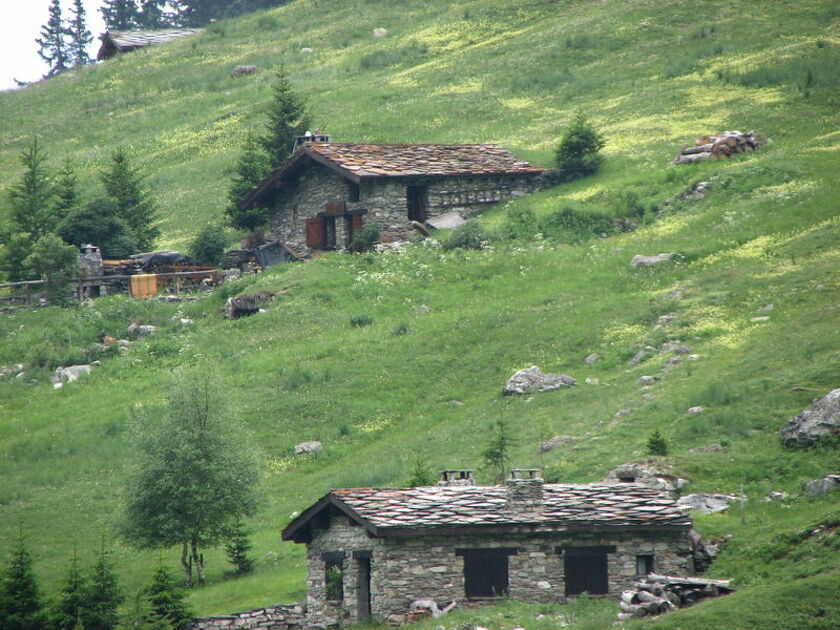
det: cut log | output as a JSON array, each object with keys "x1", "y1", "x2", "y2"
[
  {"x1": 674, "y1": 152, "x2": 712, "y2": 164},
  {"x1": 617, "y1": 613, "x2": 636, "y2": 621},
  {"x1": 636, "y1": 590, "x2": 657, "y2": 603},
  {"x1": 681, "y1": 143, "x2": 714, "y2": 155},
  {"x1": 619, "y1": 602, "x2": 643, "y2": 613},
  {"x1": 621, "y1": 591, "x2": 636, "y2": 604},
  {"x1": 646, "y1": 573, "x2": 733, "y2": 589}
]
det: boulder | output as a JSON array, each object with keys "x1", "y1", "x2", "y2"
[
  {"x1": 584, "y1": 353, "x2": 600, "y2": 364},
  {"x1": 657, "y1": 313, "x2": 677, "y2": 324},
  {"x1": 503, "y1": 366, "x2": 577, "y2": 395},
  {"x1": 426, "y1": 211, "x2": 466, "y2": 230},
  {"x1": 686, "y1": 406, "x2": 705, "y2": 415},
  {"x1": 373, "y1": 27, "x2": 388, "y2": 37},
  {"x1": 231, "y1": 64, "x2": 258, "y2": 77},
  {"x1": 603, "y1": 461, "x2": 688, "y2": 494},
  {"x1": 779, "y1": 388, "x2": 840, "y2": 448},
  {"x1": 803, "y1": 474, "x2": 840, "y2": 497},
  {"x1": 224, "y1": 291, "x2": 275, "y2": 319},
  {"x1": 630, "y1": 253, "x2": 676, "y2": 269},
  {"x1": 52, "y1": 364, "x2": 93, "y2": 389},
  {"x1": 689, "y1": 442, "x2": 724, "y2": 453},
  {"x1": 128, "y1": 323, "x2": 157, "y2": 336},
  {"x1": 294, "y1": 441, "x2": 323, "y2": 455},
  {"x1": 638, "y1": 375, "x2": 657, "y2": 386},
  {"x1": 300, "y1": 47, "x2": 314, "y2": 54},
  {"x1": 660, "y1": 341, "x2": 692, "y2": 355},
  {"x1": 677, "y1": 493, "x2": 741, "y2": 514},
  {"x1": 539, "y1": 435, "x2": 574, "y2": 453}
]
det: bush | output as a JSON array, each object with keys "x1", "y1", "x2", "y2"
[
  {"x1": 349, "y1": 315, "x2": 373, "y2": 327},
  {"x1": 496, "y1": 205, "x2": 537, "y2": 241},
  {"x1": 349, "y1": 225, "x2": 380, "y2": 252},
  {"x1": 646, "y1": 430, "x2": 669, "y2": 456},
  {"x1": 25, "y1": 234, "x2": 80, "y2": 307},
  {"x1": 188, "y1": 224, "x2": 228, "y2": 267},
  {"x1": 442, "y1": 220, "x2": 489, "y2": 250},
  {"x1": 554, "y1": 113, "x2": 606, "y2": 181},
  {"x1": 538, "y1": 206, "x2": 615, "y2": 243},
  {"x1": 58, "y1": 197, "x2": 138, "y2": 259}
]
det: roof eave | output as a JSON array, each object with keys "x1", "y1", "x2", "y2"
[
  {"x1": 281, "y1": 493, "x2": 381, "y2": 543},
  {"x1": 373, "y1": 522, "x2": 692, "y2": 538}
]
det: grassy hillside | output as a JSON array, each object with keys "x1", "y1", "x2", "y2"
[{"x1": 1, "y1": 0, "x2": 839, "y2": 627}]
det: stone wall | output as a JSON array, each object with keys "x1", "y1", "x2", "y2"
[
  {"x1": 189, "y1": 604, "x2": 305, "y2": 630},
  {"x1": 306, "y1": 518, "x2": 692, "y2": 627}
]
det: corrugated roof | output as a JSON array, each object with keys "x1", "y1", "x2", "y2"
[{"x1": 283, "y1": 483, "x2": 691, "y2": 542}]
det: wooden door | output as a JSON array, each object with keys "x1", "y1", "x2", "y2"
[
  {"x1": 407, "y1": 185, "x2": 428, "y2": 222},
  {"x1": 356, "y1": 557, "x2": 372, "y2": 621},
  {"x1": 563, "y1": 546, "x2": 612, "y2": 595}
]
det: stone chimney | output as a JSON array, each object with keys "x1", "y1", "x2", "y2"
[
  {"x1": 505, "y1": 468, "x2": 544, "y2": 514},
  {"x1": 438, "y1": 469, "x2": 476, "y2": 487},
  {"x1": 294, "y1": 130, "x2": 332, "y2": 152}
]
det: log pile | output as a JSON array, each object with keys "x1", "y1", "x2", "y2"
[
  {"x1": 616, "y1": 574, "x2": 735, "y2": 621},
  {"x1": 674, "y1": 130, "x2": 764, "y2": 164}
]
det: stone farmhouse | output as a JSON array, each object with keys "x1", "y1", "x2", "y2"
[
  {"x1": 240, "y1": 137, "x2": 544, "y2": 254},
  {"x1": 281, "y1": 469, "x2": 693, "y2": 626}
]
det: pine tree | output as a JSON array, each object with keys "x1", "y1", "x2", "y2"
[
  {"x1": 37, "y1": 0, "x2": 70, "y2": 78},
  {"x1": 25, "y1": 234, "x2": 80, "y2": 307},
  {"x1": 224, "y1": 520, "x2": 254, "y2": 577},
  {"x1": 225, "y1": 132, "x2": 270, "y2": 231},
  {"x1": 55, "y1": 157, "x2": 80, "y2": 219},
  {"x1": 137, "y1": 1, "x2": 170, "y2": 29},
  {"x1": 260, "y1": 67, "x2": 312, "y2": 169},
  {"x1": 86, "y1": 546, "x2": 123, "y2": 630},
  {"x1": 67, "y1": 0, "x2": 93, "y2": 67},
  {"x1": 145, "y1": 566, "x2": 194, "y2": 630},
  {"x1": 482, "y1": 419, "x2": 515, "y2": 483},
  {"x1": 50, "y1": 552, "x2": 90, "y2": 630},
  {"x1": 101, "y1": 0, "x2": 139, "y2": 30},
  {"x1": 406, "y1": 455, "x2": 435, "y2": 487},
  {"x1": 553, "y1": 113, "x2": 606, "y2": 181},
  {"x1": 0, "y1": 532, "x2": 45, "y2": 630},
  {"x1": 100, "y1": 147, "x2": 159, "y2": 252},
  {"x1": 119, "y1": 590, "x2": 170, "y2": 630},
  {"x1": 646, "y1": 430, "x2": 669, "y2": 456}
]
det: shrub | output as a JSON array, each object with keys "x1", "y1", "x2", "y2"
[
  {"x1": 25, "y1": 234, "x2": 80, "y2": 307},
  {"x1": 350, "y1": 315, "x2": 373, "y2": 327},
  {"x1": 391, "y1": 323, "x2": 410, "y2": 336},
  {"x1": 188, "y1": 224, "x2": 228, "y2": 267},
  {"x1": 554, "y1": 113, "x2": 606, "y2": 181},
  {"x1": 442, "y1": 220, "x2": 489, "y2": 250},
  {"x1": 646, "y1": 430, "x2": 669, "y2": 456},
  {"x1": 349, "y1": 225, "x2": 380, "y2": 252},
  {"x1": 538, "y1": 206, "x2": 615, "y2": 242},
  {"x1": 496, "y1": 206, "x2": 537, "y2": 241},
  {"x1": 58, "y1": 197, "x2": 138, "y2": 259}
]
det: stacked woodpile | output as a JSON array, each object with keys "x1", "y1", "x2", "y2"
[
  {"x1": 674, "y1": 130, "x2": 764, "y2": 164},
  {"x1": 616, "y1": 574, "x2": 735, "y2": 621}
]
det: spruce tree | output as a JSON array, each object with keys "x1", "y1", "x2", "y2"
[
  {"x1": 224, "y1": 520, "x2": 254, "y2": 577},
  {"x1": 101, "y1": 0, "x2": 139, "y2": 30},
  {"x1": 553, "y1": 113, "x2": 606, "y2": 181},
  {"x1": 55, "y1": 157, "x2": 80, "y2": 219},
  {"x1": 86, "y1": 546, "x2": 123, "y2": 630},
  {"x1": 100, "y1": 147, "x2": 159, "y2": 252},
  {"x1": 0, "y1": 533, "x2": 45, "y2": 630},
  {"x1": 145, "y1": 566, "x2": 194, "y2": 630},
  {"x1": 137, "y1": 1, "x2": 170, "y2": 29},
  {"x1": 646, "y1": 430, "x2": 669, "y2": 456},
  {"x1": 260, "y1": 67, "x2": 311, "y2": 169},
  {"x1": 225, "y1": 132, "x2": 270, "y2": 231},
  {"x1": 50, "y1": 552, "x2": 89, "y2": 630},
  {"x1": 67, "y1": 0, "x2": 93, "y2": 67},
  {"x1": 25, "y1": 234, "x2": 80, "y2": 307},
  {"x1": 37, "y1": 0, "x2": 70, "y2": 78},
  {"x1": 482, "y1": 419, "x2": 515, "y2": 483}
]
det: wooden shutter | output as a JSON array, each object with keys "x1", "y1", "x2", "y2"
[
  {"x1": 306, "y1": 216, "x2": 326, "y2": 248},
  {"x1": 563, "y1": 547, "x2": 613, "y2": 595},
  {"x1": 324, "y1": 200, "x2": 346, "y2": 216},
  {"x1": 351, "y1": 213, "x2": 364, "y2": 232}
]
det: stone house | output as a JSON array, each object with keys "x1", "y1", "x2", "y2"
[
  {"x1": 240, "y1": 138, "x2": 544, "y2": 254},
  {"x1": 96, "y1": 29, "x2": 202, "y2": 60},
  {"x1": 281, "y1": 469, "x2": 693, "y2": 626}
]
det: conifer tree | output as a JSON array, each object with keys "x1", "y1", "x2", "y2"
[
  {"x1": 0, "y1": 533, "x2": 45, "y2": 630},
  {"x1": 50, "y1": 552, "x2": 90, "y2": 630},
  {"x1": 260, "y1": 67, "x2": 311, "y2": 169},
  {"x1": 225, "y1": 132, "x2": 270, "y2": 231},
  {"x1": 482, "y1": 419, "x2": 515, "y2": 483},
  {"x1": 86, "y1": 546, "x2": 123, "y2": 630},
  {"x1": 67, "y1": 0, "x2": 93, "y2": 67},
  {"x1": 55, "y1": 157, "x2": 80, "y2": 219},
  {"x1": 101, "y1": 147, "x2": 159, "y2": 252},
  {"x1": 137, "y1": 1, "x2": 170, "y2": 29},
  {"x1": 101, "y1": 0, "x2": 139, "y2": 30},
  {"x1": 145, "y1": 566, "x2": 194, "y2": 630},
  {"x1": 25, "y1": 234, "x2": 80, "y2": 307},
  {"x1": 37, "y1": 0, "x2": 70, "y2": 78},
  {"x1": 224, "y1": 520, "x2": 254, "y2": 577}
]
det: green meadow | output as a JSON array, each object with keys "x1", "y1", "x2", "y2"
[{"x1": 1, "y1": 0, "x2": 839, "y2": 627}]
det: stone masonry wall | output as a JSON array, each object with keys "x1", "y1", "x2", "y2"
[
  {"x1": 306, "y1": 520, "x2": 692, "y2": 627},
  {"x1": 189, "y1": 604, "x2": 305, "y2": 630}
]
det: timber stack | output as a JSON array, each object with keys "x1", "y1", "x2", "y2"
[
  {"x1": 616, "y1": 573, "x2": 735, "y2": 621},
  {"x1": 674, "y1": 130, "x2": 764, "y2": 164}
]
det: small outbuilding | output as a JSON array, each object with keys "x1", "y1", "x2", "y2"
[
  {"x1": 241, "y1": 137, "x2": 544, "y2": 253},
  {"x1": 282, "y1": 469, "x2": 693, "y2": 626},
  {"x1": 96, "y1": 29, "x2": 202, "y2": 60}
]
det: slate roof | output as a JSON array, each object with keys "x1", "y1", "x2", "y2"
[
  {"x1": 242, "y1": 143, "x2": 543, "y2": 208},
  {"x1": 97, "y1": 29, "x2": 201, "y2": 60},
  {"x1": 282, "y1": 483, "x2": 691, "y2": 542}
]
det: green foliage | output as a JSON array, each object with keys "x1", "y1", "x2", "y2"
[
  {"x1": 25, "y1": 233, "x2": 80, "y2": 307},
  {"x1": 87, "y1": 547, "x2": 123, "y2": 630},
  {"x1": 406, "y1": 455, "x2": 435, "y2": 487},
  {"x1": 359, "y1": 42, "x2": 429, "y2": 69},
  {"x1": 225, "y1": 132, "x2": 270, "y2": 232},
  {"x1": 349, "y1": 314, "x2": 373, "y2": 327},
  {"x1": 646, "y1": 430, "x2": 669, "y2": 456},
  {"x1": 553, "y1": 113, "x2": 605, "y2": 181},
  {"x1": 67, "y1": 0, "x2": 93, "y2": 67},
  {"x1": 118, "y1": 589, "x2": 170, "y2": 630},
  {"x1": 122, "y1": 368, "x2": 260, "y2": 586},
  {"x1": 37, "y1": 0, "x2": 70, "y2": 78},
  {"x1": 224, "y1": 521, "x2": 254, "y2": 578},
  {"x1": 100, "y1": 0, "x2": 139, "y2": 30},
  {"x1": 497, "y1": 205, "x2": 537, "y2": 241},
  {"x1": 145, "y1": 566, "x2": 194, "y2": 630},
  {"x1": 442, "y1": 220, "x2": 489, "y2": 250},
  {"x1": 260, "y1": 68, "x2": 311, "y2": 169},
  {"x1": 348, "y1": 225, "x2": 381, "y2": 253},
  {"x1": 100, "y1": 147, "x2": 159, "y2": 252},
  {"x1": 188, "y1": 224, "x2": 228, "y2": 267},
  {"x1": 537, "y1": 206, "x2": 615, "y2": 243},
  {"x1": 50, "y1": 553, "x2": 89, "y2": 630},
  {"x1": 59, "y1": 198, "x2": 139, "y2": 259},
  {"x1": 324, "y1": 566, "x2": 343, "y2": 601},
  {"x1": 0, "y1": 534, "x2": 44, "y2": 630},
  {"x1": 482, "y1": 419, "x2": 514, "y2": 483},
  {"x1": 55, "y1": 158, "x2": 80, "y2": 217}
]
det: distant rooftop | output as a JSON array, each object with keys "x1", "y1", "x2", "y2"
[{"x1": 97, "y1": 29, "x2": 202, "y2": 60}]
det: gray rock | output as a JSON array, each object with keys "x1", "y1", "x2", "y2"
[
  {"x1": 539, "y1": 435, "x2": 574, "y2": 453},
  {"x1": 757, "y1": 303, "x2": 774, "y2": 312},
  {"x1": 426, "y1": 211, "x2": 466, "y2": 230},
  {"x1": 661, "y1": 356, "x2": 683, "y2": 372},
  {"x1": 660, "y1": 341, "x2": 692, "y2": 355},
  {"x1": 630, "y1": 253, "x2": 677, "y2": 269},
  {"x1": 584, "y1": 377, "x2": 599, "y2": 384},
  {"x1": 657, "y1": 313, "x2": 677, "y2": 324},
  {"x1": 603, "y1": 461, "x2": 688, "y2": 494},
  {"x1": 686, "y1": 406, "x2": 705, "y2": 415},
  {"x1": 294, "y1": 441, "x2": 323, "y2": 455},
  {"x1": 300, "y1": 47, "x2": 314, "y2": 54},
  {"x1": 231, "y1": 64, "x2": 258, "y2": 77},
  {"x1": 629, "y1": 346, "x2": 656, "y2": 364},
  {"x1": 689, "y1": 443, "x2": 725, "y2": 453},
  {"x1": 763, "y1": 491, "x2": 789, "y2": 502},
  {"x1": 614, "y1": 409, "x2": 631, "y2": 418},
  {"x1": 372, "y1": 27, "x2": 388, "y2": 37},
  {"x1": 128, "y1": 323, "x2": 157, "y2": 336},
  {"x1": 52, "y1": 364, "x2": 93, "y2": 389},
  {"x1": 584, "y1": 353, "x2": 600, "y2": 364},
  {"x1": 669, "y1": 288, "x2": 684, "y2": 301},
  {"x1": 677, "y1": 493, "x2": 742, "y2": 514},
  {"x1": 416, "y1": 304, "x2": 432, "y2": 314},
  {"x1": 638, "y1": 375, "x2": 657, "y2": 386},
  {"x1": 751, "y1": 316, "x2": 770, "y2": 323},
  {"x1": 502, "y1": 366, "x2": 577, "y2": 395},
  {"x1": 804, "y1": 474, "x2": 840, "y2": 497},
  {"x1": 779, "y1": 388, "x2": 840, "y2": 448}
]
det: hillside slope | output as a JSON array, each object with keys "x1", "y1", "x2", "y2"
[{"x1": 1, "y1": 0, "x2": 839, "y2": 626}]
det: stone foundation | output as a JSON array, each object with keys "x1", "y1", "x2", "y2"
[{"x1": 189, "y1": 604, "x2": 305, "y2": 630}]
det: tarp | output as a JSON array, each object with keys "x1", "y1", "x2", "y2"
[
  {"x1": 129, "y1": 251, "x2": 200, "y2": 271},
  {"x1": 130, "y1": 274, "x2": 158, "y2": 298}
]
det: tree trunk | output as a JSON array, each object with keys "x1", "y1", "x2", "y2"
[
  {"x1": 181, "y1": 541, "x2": 193, "y2": 588},
  {"x1": 191, "y1": 539, "x2": 206, "y2": 586}
]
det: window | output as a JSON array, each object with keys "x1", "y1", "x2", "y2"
[
  {"x1": 618, "y1": 476, "x2": 636, "y2": 483},
  {"x1": 407, "y1": 185, "x2": 428, "y2": 222},
  {"x1": 322, "y1": 552, "x2": 345, "y2": 602},
  {"x1": 456, "y1": 548, "x2": 517, "y2": 598},
  {"x1": 636, "y1": 554, "x2": 654, "y2": 576},
  {"x1": 347, "y1": 181, "x2": 360, "y2": 203},
  {"x1": 560, "y1": 546, "x2": 615, "y2": 596}
]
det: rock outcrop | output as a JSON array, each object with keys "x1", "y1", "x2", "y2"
[
  {"x1": 503, "y1": 366, "x2": 577, "y2": 395},
  {"x1": 779, "y1": 388, "x2": 840, "y2": 448}
]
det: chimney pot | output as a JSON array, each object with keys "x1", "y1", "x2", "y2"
[
  {"x1": 505, "y1": 468, "x2": 544, "y2": 513},
  {"x1": 438, "y1": 469, "x2": 475, "y2": 486}
]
